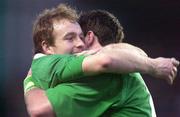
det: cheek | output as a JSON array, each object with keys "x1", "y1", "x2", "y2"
[
  {"x1": 61, "y1": 42, "x2": 74, "y2": 53},
  {"x1": 55, "y1": 40, "x2": 76, "y2": 54}
]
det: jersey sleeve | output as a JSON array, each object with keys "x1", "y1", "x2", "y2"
[
  {"x1": 31, "y1": 54, "x2": 86, "y2": 89},
  {"x1": 23, "y1": 75, "x2": 38, "y2": 94},
  {"x1": 55, "y1": 55, "x2": 86, "y2": 81}
]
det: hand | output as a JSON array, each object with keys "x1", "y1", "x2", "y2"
[
  {"x1": 27, "y1": 68, "x2": 32, "y2": 77},
  {"x1": 75, "y1": 48, "x2": 101, "y2": 56},
  {"x1": 152, "y1": 57, "x2": 179, "y2": 85}
]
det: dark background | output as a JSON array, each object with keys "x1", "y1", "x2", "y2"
[{"x1": 0, "y1": 0, "x2": 179, "y2": 116}]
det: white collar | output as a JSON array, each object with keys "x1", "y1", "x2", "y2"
[{"x1": 33, "y1": 53, "x2": 46, "y2": 59}]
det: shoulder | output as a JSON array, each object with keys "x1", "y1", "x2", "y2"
[{"x1": 32, "y1": 53, "x2": 78, "y2": 63}]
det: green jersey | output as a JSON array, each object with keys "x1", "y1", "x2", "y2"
[{"x1": 24, "y1": 53, "x2": 156, "y2": 117}]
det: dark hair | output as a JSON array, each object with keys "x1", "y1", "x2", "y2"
[
  {"x1": 33, "y1": 4, "x2": 78, "y2": 54},
  {"x1": 78, "y1": 10, "x2": 124, "y2": 46}
]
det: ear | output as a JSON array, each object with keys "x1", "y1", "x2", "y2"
[
  {"x1": 41, "y1": 41, "x2": 54, "y2": 54},
  {"x1": 85, "y1": 31, "x2": 95, "y2": 47}
]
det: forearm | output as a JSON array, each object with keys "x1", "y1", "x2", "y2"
[
  {"x1": 101, "y1": 49, "x2": 153, "y2": 74},
  {"x1": 82, "y1": 49, "x2": 154, "y2": 75},
  {"x1": 98, "y1": 43, "x2": 179, "y2": 84},
  {"x1": 98, "y1": 43, "x2": 155, "y2": 74},
  {"x1": 82, "y1": 47, "x2": 179, "y2": 85},
  {"x1": 24, "y1": 88, "x2": 55, "y2": 117},
  {"x1": 24, "y1": 75, "x2": 55, "y2": 117}
]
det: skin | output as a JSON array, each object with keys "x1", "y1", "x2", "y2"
[{"x1": 43, "y1": 19, "x2": 85, "y2": 55}]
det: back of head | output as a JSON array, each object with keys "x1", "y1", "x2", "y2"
[
  {"x1": 79, "y1": 10, "x2": 124, "y2": 46},
  {"x1": 33, "y1": 4, "x2": 78, "y2": 54}
]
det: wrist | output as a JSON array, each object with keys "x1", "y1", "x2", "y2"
[{"x1": 146, "y1": 58, "x2": 157, "y2": 76}]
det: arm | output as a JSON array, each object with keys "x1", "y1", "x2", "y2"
[
  {"x1": 82, "y1": 46, "x2": 179, "y2": 84},
  {"x1": 25, "y1": 88, "x2": 55, "y2": 117},
  {"x1": 102, "y1": 43, "x2": 148, "y2": 57},
  {"x1": 24, "y1": 71, "x2": 55, "y2": 117},
  {"x1": 102, "y1": 43, "x2": 179, "y2": 84},
  {"x1": 32, "y1": 44, "x2": 149, "y2": 84}
]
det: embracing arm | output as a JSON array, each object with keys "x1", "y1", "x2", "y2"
[
  {"x1": 24, "y1": 88, "x2": 55, "y2": 117},
  {"x1": 102, "y1": 43, "x2": 148, "y2": 57},
  {"x1": 24, "y1": 43, "x2": 179, "y2": 117},
  {"x1": 82, "y1": 49, "x2": 151, "y2": 74},
  {"x1": 24, "y1": 71, "x2": 55, "y2": 117},
  {"x1": 82, "y1": 43, "x2": 179, "y2": 84}
]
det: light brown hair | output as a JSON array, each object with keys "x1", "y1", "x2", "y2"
[{"x1": 33, "y1": 4, "x2": 78, "y2": 54}]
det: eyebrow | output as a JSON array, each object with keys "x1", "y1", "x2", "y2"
[
  {"x1": 64, "y1": 32, "x2": 76, "y2": 38},
  {"x1": 79, "y1": 32, "x2": 84, "y2": 37},
  {"x1": 64, "y1": 32, "x2": 84, "y2": 38}
]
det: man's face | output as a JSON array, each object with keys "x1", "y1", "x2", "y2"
[{"x1": 50, "y1": 19, "x2": 85, "y2": 54}]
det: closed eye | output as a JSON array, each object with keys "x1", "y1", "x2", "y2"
[
  {"x1": 79, "y1": 33, "x2": 85, "y2": 42},
  {"x1": 64, "y1": 33, "x2": 76, "y2": 41}
]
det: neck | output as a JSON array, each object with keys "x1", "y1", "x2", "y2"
[
  {"x1": 88, "y1": 37, "x2": 102, "y2": 50},
  {"x1": 88, "y1": 43, "x2": 102, "y2": 50}
]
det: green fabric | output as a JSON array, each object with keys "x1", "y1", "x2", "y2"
[
  {"x1": 28, "y1": 54, "x2": 154, "y2": 117},
  {"x1": 31, "y1": 54, "x2": 85, "y2": 90},
  {"x1": 23, "y1": 76, "x2": 38, "y2": 94},
  {"x1": 103, "y1": 73, "x2": 153, "y2": 117},
  {"x1": 46, "y1": 73, "x2": 154, "y2": 117}
]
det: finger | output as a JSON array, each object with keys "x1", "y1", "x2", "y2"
[
  {"x1": 170, "y1": 70, "x2": 175, "y2": 82},
  {"x1": 167, "y1": 74, "x2": 173, "y2": 85},
  {"x1": 171, "y1": 58, "x2": 180, "y2": 67},
  {"x1": 166, "y1": 75, "x2": 173, "y2": 85},
  {"x1": 173, "y1": 66, "x2": 177, "y2": 78},
  {"x1": 75, "y1": 52, "x2": 82, "y2": 56},
  {"x1": 89, "y1": 49, "x2": 99, "y2": 55},
  {"x1": 27, "y1": 68, "x2": 32, "y2": 76},
  {"x1": 173, "y1": 66, "x2": 177, "y2": 73},
  {"x1": 75, "y1": 51, "x2": 88, "y2": 56}
]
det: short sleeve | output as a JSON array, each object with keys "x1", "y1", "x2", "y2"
[{"x1": 31, "y1": 54, "x2": 86, "y2": 89}]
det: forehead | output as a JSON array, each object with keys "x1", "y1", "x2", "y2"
[{"x1": 53, "y1": 19, "x2": 82, "y2": 37}]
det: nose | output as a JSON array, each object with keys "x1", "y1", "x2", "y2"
[{"x1": 75, "y1": 37, "x2": 85, "y2": 51}]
